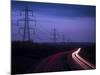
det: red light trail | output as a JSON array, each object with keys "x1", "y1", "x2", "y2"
[{"x1": 35, "y1": 48, "x2": 95, "y2": 72}]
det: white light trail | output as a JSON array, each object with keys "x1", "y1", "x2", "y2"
[{"x1": 72, "y1": 48, "x2": 95, "y2": 69}]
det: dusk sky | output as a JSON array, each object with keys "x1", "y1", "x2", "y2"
[{"x1": 11, "y1": 1, "x2": 96, "y2": 43}]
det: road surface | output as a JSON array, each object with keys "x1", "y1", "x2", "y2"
[{"x1": 34, "y1": 48, "x2": 95, "y2": 72}]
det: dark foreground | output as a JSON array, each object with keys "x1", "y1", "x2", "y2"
[{"x1": 11, "y1": 41, "x2": 96, "y2": 74}]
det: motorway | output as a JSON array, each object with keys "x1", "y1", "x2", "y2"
[{"x1": 34, "y1": 48, "x2": 95, "y2": 72}]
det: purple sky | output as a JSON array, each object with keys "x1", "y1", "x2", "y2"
[{"x1": 11, "y1": 1, "x2": 96, "y2": 43}]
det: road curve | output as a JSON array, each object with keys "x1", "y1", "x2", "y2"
[
  {"x1": 72, "y1": 48, "x2": 95, "y2": 69},
  {"x1": 34, "y1": 48, "x2": 95, "y2": 72}
]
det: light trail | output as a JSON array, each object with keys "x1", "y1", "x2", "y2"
[
  {"x1": 35, "y1": 48, "x2": 95, "y2": 72},
  {"x1": 72, "y1": 48, "x2": 95, "y2": 69},
  {"x1": 35, "y1": 51, "x2": 67, "y2": 71}
]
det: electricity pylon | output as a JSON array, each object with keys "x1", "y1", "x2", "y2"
[
  {"x1": 62, "y1": 34, "x2": 66, "y2": 44},
  {"x1": 17, "y1": 7, "x2": 36, "y2": 41},
  {"x1": 53, "y1": 26, "x2": 57, "y2": 43}
]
